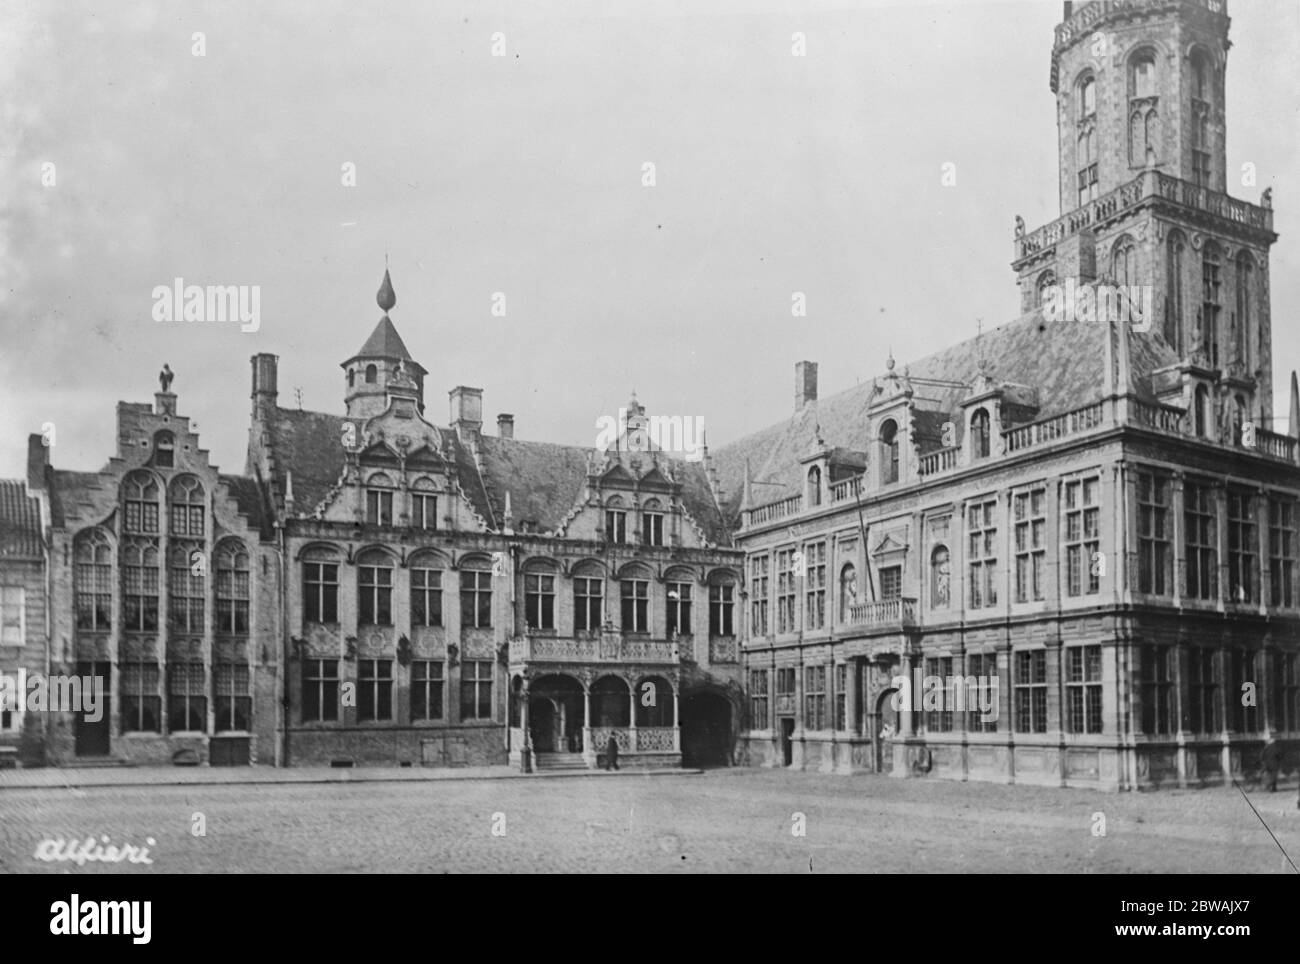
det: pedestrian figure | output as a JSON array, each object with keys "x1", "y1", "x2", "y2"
[
  {"x1": 1261, "y1": 736, "x2": 1281, "y2": 792},
  {"x1": 605, "y1": 733, "x2": 620, "y2": 771}
]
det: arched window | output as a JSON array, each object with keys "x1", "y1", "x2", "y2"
[
  {"x1": 839, "y1": 563, "x2": 858, "y2": 623},
  {"x1": 169, "y1": 542, "x2": 205, "y2": 634},
  {"x1": 807, "y1": 466, "x2": 822, "y2": 506},
  {"x1": 971, "y1": 409, "x2": 991, "y2": 460},
  {"x1": 410, "y1": 476, "x2": 438, "y2": 531},
  {"x1": 1202, "y1": 242, "x2": 1222, "y2": 367},
  {"x1": 1113, "y1": 236, "x2": 1136, "y2": 286},
  {"x1": 1234, "y1": 251, "x2": 1253, "y2": 367},
  {"x1": 152, "y1": 431, "x2": 175, "y2": 469},
  {"x1": 365, "y1": 472, "x2": 394, "y2": 526},
  {"x1": 1194, "y1": 385, "x2": 1210, "y2": 437},
  {"x1": 364, "y1": 363, "x2": 378, "y2": 384},
  {"x1": 1191, "y1": 50, "x2": 1211, "y2": 101},
  {"x1": 1036, "y1": 271, "x2": 1057, "y2": 308},
  {"x1": 347, "y1": 369, "x2": 355, "y2": 388},
  {"x1": 931, "y1": 546, "x2": 951, "y2": 609},
  {"x1": 641, "y1": 497, "x2": 665, "y2": 546},
  {"x1": 357, "y1": 548, "x2": 394, "y2": 626},
  {"x1": 216, "y1": 540, "x2": 250, "y2": 635},
  {"x1": 121, "y1": 539, "x2": 159, "y2": 632},
  {"x1": 169, "y1": 475, "x2": 205, "y2": 537},
  {"x1": 1078, "y1": 74, "x2": 1096, "y2": 118},
  {"x1": 1131, "y1": 50, "x2": 1157, "y2": 99},
  {"x1": 604, "y1": 495, "x2": 628, "y2": 544},
  {"x1": 1128, "y1": 50, "x2": 1159, "y2": 166},
  {"x1": 880, "y1": 420, "x2": 899, "y2": 485},
  {"x1": 122, "y1": 472, "x2": 160, "y2": 534},
  {"x1": 74, "y1": 530, "x2": 113, "y2": 631},
  {"x1": 1165, "y1": 230, "x2": 1186, "y2": 352},
  {"x1": 591, "y1": 676, "x2": 630, "y2": 727}
]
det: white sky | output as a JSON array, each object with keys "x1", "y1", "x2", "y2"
[{"x1": 1, "y1": 0, "x2": 1297, "y2": 479}]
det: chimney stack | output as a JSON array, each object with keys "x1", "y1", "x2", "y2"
[
  {"x1": 449, "y1": 386, "x2": 484, "y2": 440},
  {"x1": 251, "y1": 353, "x2": 279, "y2": 420},
  {"x1": 497, "y1": 413, "x2": 515, "y2": 439},
  {"x1": 795, "y1": 361, "x2": 818, "y2": 412}
]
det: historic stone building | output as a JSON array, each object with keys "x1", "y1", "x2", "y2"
[
  {"x1": 714, "y1": 0, "x2": 1300, "y2": 790},
  {"x1": 0, "y1": 479, "x2": 48, "y2": 766}
]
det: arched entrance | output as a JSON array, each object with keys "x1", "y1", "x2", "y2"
[
  {"x1": 528, "y1": 674, "x2": 584, "y2": 754},
  {"x1": 875, "y1": 689, "x2": 899, "y2": 774},
  {"x1": 681, "y1": 690, "x2": 732, "y2": 767}
]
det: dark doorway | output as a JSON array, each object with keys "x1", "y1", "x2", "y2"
[
  {"x1": 780, "y1": 718, "x2": 794, "y2": 767},
  {"x1": 876, "y1": 689, "x2": 899, "y2": 774},
  {"x1": 528, "y1": 674, "x2": 584, "y2": 753},
  {"x1": 75, "y1": 661, "x2": 111, "y2": 757},
  {"x1": 681, "y1": 691, "x2": 731, "y2": 767},
  {"x1": 528, "y1": 697, "x2": 557, "y2": 752}
]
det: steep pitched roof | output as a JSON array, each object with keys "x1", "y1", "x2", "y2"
[
  {"x1": 0, "y1": 479, "x2": 43, "y2": 558},
  {"x1": 219, "y1": 474, "x2": 271, "y2": 537},
  {"x1": 351, "y1": 315, "x2": 415, "y2": 362},
  {"x1": 711, "y1": 309, "x2": 1180, "y2": 521}
]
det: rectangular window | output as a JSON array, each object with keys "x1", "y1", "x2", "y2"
[
  {"x1": 879, "y1": 565, "x2": 901, "y2": 602},
  {"x1": 776, "y1": 549, "x2": 797, "y2": 633},
  {"x1": 1064, "y1": 478, "x2": 1100, "y2": 597},
  {"x1": 124, "y1": 500, "x2": 159, "y2": 534},
  {"x1": 75, "y1": 558, "x2": 112, "y2": 632},
  {"x1": 215, "y1": 555, "x2": 250, "y2": 635},
  {"x1": 709, "y1": 584, "x2": 734, "y2": 636},
  {"x1": 357, "y1": 659, "x2": 393, "y2": 722},
  {"x1": 122, "y1": 555, "x2": 159, "y2": 632},
  {"x1": 1185, "y1": 648, "x2": 1218, "y2": 733},
  {"x1": 1227, "y1": 490, "x2": 1257, "y2": 604},
  {"x1": 1066, "y1": 645, "x2": 1103, "y2": 733},
  {"x1": 967, "y1": 652, "x2": 998, "y2": 733},
  {"x1": 460, "y1": 570, "x2": 492, "y2": 629},
  {"x1": 835, "y1": 663, "x2": 847, "y2": 731},
  {"x1": 169, "y1": 503, "x2": 205, "y2": 538},
  {"x1": 366, "y1": 489, "x2": 393, "y2": 526},
  {"x1": 924, "y1": 656, "x2": 954, "y2": 732},
  {"x1": 804, "y1": 542, "x2": 826, "y2": 630},
  {"x1": 750, "y1": 556, "x2": 769, "y2": 637},
  {"x1": 605, "y1": 510, "x2": 627, "y2": 544},
  {"x1": 1272, "y1": 653, "x2": 1299, "y2": 732},
  {"x1": 620, "y1": 579, "x2": 649, "y2": 633},
  {"x1": 167, "y1": 661, "x2": 206, "y2": 732},
  {"x1": 1185, "y1": 481, "x2": 1217, "y2": 601},
  {"x1": 1139, "y1": 646, "x2": 1172, "y2": 735},
  {"x1": 304, "y1": 562, "x2": 339, "y2": 624},
  {"x1": 749, "y1": 669, "x2": 769, "y2": 730},
  {"x1": 460, "y1": 660, "x2": 493, "y2": 721},
  {"x1": 1229, "y1": 649, "x2": 1258, "y2": 733},
  {"x1": 1269, "y1": 498, "x2": 1296, "y2": 608},
  {"x1": 1014, "y1": 650, "x2": 1047, "y2": 733},
  {"x1": 0, "y1": 586, "x2": 24, "y2": 648},
  {"x1": 642, "y1": 512, "x2": 664, "y2": 546},
  {"x1": 666, "y1": 581, "x2": 692, "y2": 636},
  {"x1": 411, "y1": 660, "x2": 444, "y2": 721},
  {"x1": 968, "y1": 499, "x2": 998, "y2": 609},
  {"x1": 804, "y1": 664, "x2": 826, "y2": 730},
  {"x1": 411, "y1": 568, "x2": 443, "y2": 627},
  {"x1": 574, "y1": 577, "x2": 603, "y2": 632},
  {"x1": 411, "y1": 493, "x2": 437, "y2": 530},
  {"x1": 302, "y1": 659, "x2": 339, "y2": 723},
  {"x1": 1013, "y1": 488, "x2": 1047, "y2": 602},
  {"x1": 214, "y1": 662, "x2": 251, "y2": 732},
  {"x1": 120, "y1": 661, "x2": 161, "y2": 733},
  {"x1": 1137, "y1": 471, "x2": 1171, "y2": 595},
  {"x1": 169, "y1": 551, "x2": 205, "y2": 633},
  {"x1": 359, "y1": 564, "x2": 393, "y2": 625},
  {"x1": 524, "y1": 573, "x2": 556, "y2": 630}
]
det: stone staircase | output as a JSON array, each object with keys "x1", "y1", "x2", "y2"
[{"x1": 532, "y1": 752, "x2": 590, "y2": 772}]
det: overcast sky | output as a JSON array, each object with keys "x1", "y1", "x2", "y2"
[{"x1": 2, "y1": 0, "x2": 1297, "y2": 480}]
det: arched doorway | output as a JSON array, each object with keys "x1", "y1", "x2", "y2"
[
  {"x1": 528, "y1": 674, "x2": 584, "y2": 754},
  {"x1": 681, "y1": 690, "x2": 732, "y2": 767},
  {"x1": 875, "y1": 689, "x2": 899, "y2": 774}
]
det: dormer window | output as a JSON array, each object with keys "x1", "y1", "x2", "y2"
[
  {"x1": 880, "y1": 420, "x2": 899, "y2": 485},
  {"x1": 605, "y1": 497, "x2": 628, "y2": 544},
  {"x1": 971, "y1": 409, "x2": 991, "y2": 460},
  {"x1": 366, "y1": 472, "x2": 394, "y2": 525},
  {"x1": 153, "y1": 431, "x2": 175, "y2": 468},
  {"x1": 807, "y1": 466, "x2": 822, "y2": 506}
]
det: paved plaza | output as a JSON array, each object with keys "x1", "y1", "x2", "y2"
[{"x1": 1, "y1": 769, "x2": 1298, "y2": 874}]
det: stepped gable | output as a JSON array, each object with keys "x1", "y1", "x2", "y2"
[{"x1": 712, "y1": 309, "x2": 1180, "y2": 520}]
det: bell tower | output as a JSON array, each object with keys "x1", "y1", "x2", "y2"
[
  {"x1": 1014, "y1": 0, "x2": 1277, "y2": 428},
  {"x1": 341, "y1": 268, "x2": 428, "y2": 420}
]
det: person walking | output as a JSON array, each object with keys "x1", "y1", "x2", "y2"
[
  {"x1": 605, "y1": 733, "x2": 620, "y2": 771},
  {"x1": 1261, "y1": 736, "x2": 1281, "y2": 792}
]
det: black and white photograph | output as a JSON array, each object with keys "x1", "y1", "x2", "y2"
[{"x1": 1, "y1": 0, "x2": 1298, "y2": 919}]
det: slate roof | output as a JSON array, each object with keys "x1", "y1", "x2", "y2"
[
  {"x1": 348, "y1": 315, "x2": 416, "y2": 363},
  {"x1": 219, "y1": 474, "x2": 271, "y2": 537},
  {"x1": 264, "y1": 408, "x2": 733, "y2": 546},
  {"x1": 711, "y1": 309, "x2": 1180, "y2": 521},
  {"x1": 0, "y1": 480, "x2": 43, "y2": 558}
]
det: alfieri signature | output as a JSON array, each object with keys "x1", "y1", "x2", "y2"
[{"x1": 34, "y1": 835, "x2": 156, "y2": 866}]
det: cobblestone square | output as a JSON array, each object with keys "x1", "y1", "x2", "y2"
[{"x1": 3, "y1": 770, "x2": 1298, "y2": 874}]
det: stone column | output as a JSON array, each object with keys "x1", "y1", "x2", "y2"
[
  {"x1": 627, "y1": 679, "x2": 637, "y2": 755},
  {"x1": 672, "y1": 686, "x2": 680, "y2": 752},
  {"x1": 519, "y1": 681, "x2": 532, "y2": 773}
]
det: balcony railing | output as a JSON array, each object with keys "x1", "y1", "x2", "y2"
[
  {"x1": 510, "y1": 634, "x2": 678, "y2": 664},
  {"x1": 1015, "y1": 169, "x2": 1271, "y2": 263},
  {"x1": 588, "y1": 726, "x2": 679, "y2": 754},
  {"x1": 918, "y1": 446, "x2": 960, "y2": 477},
  {"x1": 1003, "y1": 402, "x2": 1106, "y2": 454},
  {"x1": 1256, "y1": 428, "x2": 1297, "y2": 462},
  {"x1": 745, "y1": 493, "x2": 802, "y2": 528},
  {"x1": 847, "y1": 597, "x2": 917, "y2": 628},
  {"x1": 830, "y1": 476, "x2": 863, "y2": 503},
  {"x1": 1055, "y1": 0, "x2": 1226, "y2": 52},
  {"x1": 1130, "y1": 398, "x2": 1186, "y2": 434}
]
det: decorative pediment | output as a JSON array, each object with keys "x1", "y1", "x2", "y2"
[{"x1": 871, "y1": 530, "x2": 909, "y2": 557}]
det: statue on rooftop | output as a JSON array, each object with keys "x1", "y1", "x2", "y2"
[{"x1": 159, "y1": 363, "x2": 174, "y2": 392}]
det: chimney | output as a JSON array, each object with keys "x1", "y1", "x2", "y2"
[
  {"x1": 27, "y1": 433, "x2": 50, "y2": 491},
  {"x1": 449, "y1": 386, "x2": 484, "y2": 439},
  {"x1": 497, "y1": 413, "x2": 515, "y2": 439},
  {"x1": 795, "y1": 361, "x2": 818, "y2": 411},
  {"x1": 251, "y1": 353, "x2": 279, "y2": 420}
]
